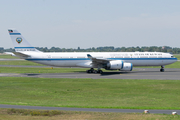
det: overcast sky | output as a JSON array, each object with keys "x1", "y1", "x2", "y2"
[{"x1": 0, "y1": 0, "x2": 180, "y2": 49}]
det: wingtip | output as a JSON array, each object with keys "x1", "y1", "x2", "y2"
[{"x1": 87, "y1": 54, "x2": 91, "y2": 57}]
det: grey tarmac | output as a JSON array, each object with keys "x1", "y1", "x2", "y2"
[
  {"x1": 0, "y1": 104, "x2": 179, "y2": 115},
  {"x1": 0, "y1": 68, "x2": 180, "y2": 80}
]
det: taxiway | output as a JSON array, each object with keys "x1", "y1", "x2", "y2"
[
  {"x1": 0, "y1": 68, "x2": 180, "y2": 80},
  {"x1": 0, "y1": 104, "x2": 179, "y2": 114}
]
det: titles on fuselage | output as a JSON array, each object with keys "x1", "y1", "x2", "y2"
[{"x1": 16, "y1": 49, "x2": 36, "y2": 51}]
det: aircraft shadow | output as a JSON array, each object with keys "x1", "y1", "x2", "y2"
[
  {"x1": 25, "y1": 74, "x2": 40, "y2": 76},
  {"x1": 100, "y1": 72, "x2": 130, "y2": 76}
]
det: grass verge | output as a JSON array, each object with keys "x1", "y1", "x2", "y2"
[
  {"x1": 0, "y1": 108, "x2": 180, "y2": 120},
  {"x1": 0, "y1": 77, "x2": 180, "y2": 110}
]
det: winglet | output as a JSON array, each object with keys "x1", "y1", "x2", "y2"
[
  {"x1": 87, "y1": 54, "x2": 93, "y2": 59},
  {"x1": 87, "y1": 54, "x2": 91, "y2": 57}
]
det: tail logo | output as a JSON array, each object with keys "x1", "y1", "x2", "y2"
[{"x1": 16, "y1": 37, "x2": 22, "y2": 44}]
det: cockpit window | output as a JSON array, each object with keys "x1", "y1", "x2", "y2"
[{"x1": 171, "y1": 56, "x2": 174, "y2": 58}]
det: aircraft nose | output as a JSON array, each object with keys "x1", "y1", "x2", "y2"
[{"x1": 175, "y1": 58, "x2": 178, "y2": 62}]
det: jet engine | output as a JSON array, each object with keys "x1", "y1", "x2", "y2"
[
  {"x1": 121, "y1": 63, "x2": 133, "y2": 71},
  {"x1": 105, "y1": 60, "x2": 123, "y2": 70}
]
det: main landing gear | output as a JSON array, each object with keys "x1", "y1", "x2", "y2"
[
  {"x1": 86, "y1": 68, "x2": 103, "y2": 74},
  {"x1": 160, "y1": 66, "x2": 165, "y2": 72}
]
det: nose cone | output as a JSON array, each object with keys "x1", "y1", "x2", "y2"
[
  {"x1": 167, "y1": 57, "x2": 178, "y2": 65},
  {"x1": 173, "y1": 57, "x2": 178, "y2": 63}
]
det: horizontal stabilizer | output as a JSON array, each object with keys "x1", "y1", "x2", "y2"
[
  {"x1": 4, "y1": 52, "x2": 16, "y2": 56},
  {"x1": 13, "y1": 52, "x2": 30, "y2": 58}
]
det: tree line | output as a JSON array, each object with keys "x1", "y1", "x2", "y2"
[{"x1": 1, "y1": 46, "x2": 180, "y2": 54}]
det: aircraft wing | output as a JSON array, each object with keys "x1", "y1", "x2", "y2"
[{"x1": 87, "y1": 54, "x2": 110, "y2": 66}]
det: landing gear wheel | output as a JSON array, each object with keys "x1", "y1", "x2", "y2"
[
  {"x1": 160, "y1": 66, "x2": 165, "y2": 72},
  {"x1": 160, "y1": 69, "x2": 164, "y2": 72},
  {"x1": 98, "y1": 70, "x2": 103, "y2": 74},
  {"x1": 94, "y1": 70, "x2": 97, "y2": 74},
  {"x1": 86, "y1": 68, "x2": 95, "y2": 73},
  {"x1": 87, "y1": 68, "x2": 103, "y2": 74},
  {"x1": 86, "y1": 70, "x2": 92, "y2": 73},
  {"x1": 90, "y1": 68, "x2": 94, "y2": 71}
]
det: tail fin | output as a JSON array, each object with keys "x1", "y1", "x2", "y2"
[{"x1": 8, "y1": 28, "x2": 41, "y2": 52}]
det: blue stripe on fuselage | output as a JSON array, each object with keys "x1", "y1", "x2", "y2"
[
  {"x1": 9, "y1": 33, "x2": 21, "y2": 35},
  {"x1": 26, "y1": 58, "x2": 177, "y2": 61},
  {"x1": 15, "y1": 47, "x2": 35, "y2": 49},
  {"x1": 109, "y1": 58, "x2": 177, "y2": 60}
]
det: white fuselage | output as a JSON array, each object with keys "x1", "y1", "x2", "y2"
[{"x1": 22, "y1": 51, "x2": 177, "y2": 68}]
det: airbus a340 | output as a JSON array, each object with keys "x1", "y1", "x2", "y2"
[{"x1": 8, "y1": 28, "x2": 177, "y2": 73}]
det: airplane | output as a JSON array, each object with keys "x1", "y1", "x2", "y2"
[{"x1": 8, "y1": 28, "x2": 177, "y2": 73}]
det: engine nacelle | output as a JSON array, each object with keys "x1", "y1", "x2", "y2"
[
  {"x1": 106, "y1": 60, "x2": 123, "y2": 70},
  {"x1": 121, "y1": 63, "x2": 133, "y2": 71}
]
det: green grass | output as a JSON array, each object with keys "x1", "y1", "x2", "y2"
[
  {"x1": 0, "y1": 77, "x2": 180, "y2": 110},
  {"x1": 165, "y1": 61, "x2": 180, "y2": 68},
  {"x1": 174, "y1": 54, "x2": 180, "y2": 60}
]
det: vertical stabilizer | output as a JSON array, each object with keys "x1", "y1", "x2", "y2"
[{"x1": 8, "y1": 28, "x2": 41, "y2": 52}]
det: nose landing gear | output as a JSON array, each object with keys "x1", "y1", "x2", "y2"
[{"x1": 160, "y1": 66, "x2": 165, "y2": 72}]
